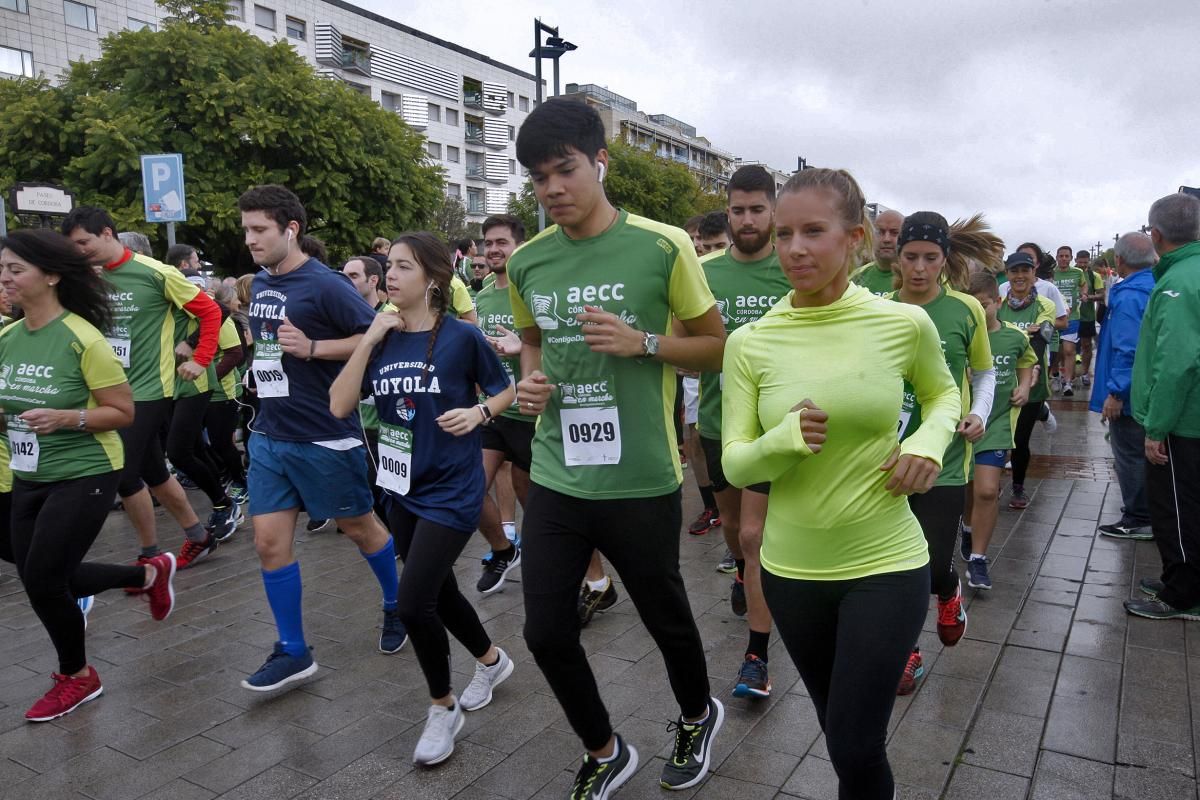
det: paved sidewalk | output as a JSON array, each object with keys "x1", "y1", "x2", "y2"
[{"x1": 0, "y1": 392, "x2": 1195, "y2": 800}]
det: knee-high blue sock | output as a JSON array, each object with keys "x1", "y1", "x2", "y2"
[
  {"x1": 362, "y1": 536, "x2": 399, "y2": 611},
  {"x1": 262, "y1": 561, "x2": 307, "y2": 657}
]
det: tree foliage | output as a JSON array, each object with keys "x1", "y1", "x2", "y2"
[{"x1": 0, "y1": 2, "x2": 443, "y2": 273}]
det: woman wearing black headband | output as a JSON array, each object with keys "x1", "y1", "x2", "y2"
[{"x1": 890, "y1": 211, "x2": 1003, "y2": 695}]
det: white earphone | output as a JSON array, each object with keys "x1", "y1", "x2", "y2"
[
  {"x1": 286, "y1": 229, "x2": 294, "y2": 242},
  {"x1": 598, "y1": 162, "x2": 607, "y2": 182}
]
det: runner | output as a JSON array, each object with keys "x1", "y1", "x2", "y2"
[
  {"x1": 199, "y1": 285, "x2": 249, "y2": 508},
  {"x1": 697, "y1": 165, "x2": 790, "y2": 699},
  {"x1": 853, "y1": 208, "x2": 904, "y2": 296},
  {"x1": 683, "y1": 215, "x2": 704, "y2": 256},
  {"x1": 238, "y1": 184, "x2": 404, "y2": 691},
  {"x1": 721, "y1": 167, "x2": 959, "y2": 800},
  {"x1": 961, "y1": 271, "x2": 1036, "y2": 590},
  {"x1": 62, "y1": 207, "x2": 222, "y2": 570},
  {"x1": 473, "y1": 214, "x2": 531, "y2": 594},
  {"x1": 1051, "y1": 245, "x2": 1086, "y2": 396},
  {"x1": 1076, "y1": 249, "x2": 1105, "y2": 387},
  {"x1": 891, "y1": 211, "x2": 999, "y2": 694},
  {"x1": 510, "y1": 98, "x2": 726, "y2": 797},
  {"x1": 1002, "y1": 242, "x2": 1069, "y2": 436},
  {"x1": 696, "y1": 211, "x2": 731, "y2": 255},
  {"x1": 0, "y1": 229, "x2": 176, "y2": 722},
  {"x1": 997, "y1": 252, "x2": 1058, "y2": 510},
  {"x1": 330, "y1": 231, "x2": 515, "y2": 765}
]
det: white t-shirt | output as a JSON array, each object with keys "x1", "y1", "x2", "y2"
[{"x1": 1000, "y1": 278, "x2": 1068, "y2": 318}]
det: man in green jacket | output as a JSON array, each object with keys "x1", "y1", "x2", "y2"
[{"x1": 1126, "y1": 192, "x2": 1200, "y2": 620}]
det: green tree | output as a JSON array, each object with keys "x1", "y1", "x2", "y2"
[
  {"x1": 429, "y1": 194, "x2": 471, "y2": 242},
  {"x1": 157, "y1": 0, "x2": 231, "y2": 30},
  {"x1": 0, "y1": 1, "x2": 443, "y2": 273},
  {"x1": 507, "y1": 180, "x2": 539, "y2": 236}
]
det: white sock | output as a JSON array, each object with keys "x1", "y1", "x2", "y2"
[
  {"x1": 586, "y1": 576, "x2": 609, "y2": 592},
  {"x1": 502, "y1": 522, "x2": 517, "y2": 540},
  {"x1": 597, "y1": 738, "x2": 621, "y2": 763},
  {"x1": 962, "y1": 524, "x2": 973, "y2": 533},
  {"x1": 970, "y1": 553, "x2": 986, "y2": 561},
  {"x1": 142, "y1": 565, "x2": 157, "y2": 589}
]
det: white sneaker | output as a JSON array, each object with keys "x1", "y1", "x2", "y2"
[
  {"x1": 413, "y1": 701, "x2": 464, "y2": 765},
  {"x1": 460, "y1": 648, "x2": 514, "y2": 711},
  {"x1": 1043, "y1": 410, "x2": 1058, "y2": 433},
  {"x1": 1051, "y1": 376, "x2": 1063, "y2": 394}
]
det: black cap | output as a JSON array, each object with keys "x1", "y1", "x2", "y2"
[{"x1": 1005, "y1": 252, "x2": 1036, "y2": 270}]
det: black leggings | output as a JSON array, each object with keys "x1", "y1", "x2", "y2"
[
  {"x1": 204, "y1": 399, "x2": 245, "y2": 485},
  {"x1": 521, "y1": 484, "x2": 710, "y2": 751},
  {"x1": 387, "y1": 501, "x2": 491, "y2": 699},
  {"x1": 11, "y1": 472, "x2": 144, "y2": 674},
  {"x1": 117, "y1": 398, "x2": 173, "y2": 497},
  {"x1": 909, "y1": 484, "x2": 964, "y2": 599},
  {"x1": 1011, "y1": 400, "x2": 1045, "y2": 487},
  {"x1": 763, "y1": 566, "x2": 929, "y2": 800},
  {"x1": 167, "y1": 392, "x2": 226, "y2": 506}
]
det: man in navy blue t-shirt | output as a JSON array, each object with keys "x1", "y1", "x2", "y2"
[{"x1": 237, "y1": 185, "x2": 404, "y2": 692}]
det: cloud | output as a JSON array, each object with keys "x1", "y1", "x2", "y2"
[{"x1": 357, "y1": 0, "x2": 1200, "y2": 250}]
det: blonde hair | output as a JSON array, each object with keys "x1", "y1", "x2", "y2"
[
  {"x1": 235, "y1": 273, "x2": 255, "y2": 307},
  {"x1": 779, "y1": 168, "x2": 874, "y2": 270}
]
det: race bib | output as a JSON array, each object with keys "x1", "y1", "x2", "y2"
[
  {"x1": 558, "y1": 375, "x2": 621, "y2": 466},
  {"x1": 252, "y1": 341, "x2": 289, "y2": 398},
  {"x1": 9, "y1": 425, "x2": 39, "y2": 472},
  {"x1": 377, "y1": 424, "x2": 412, "y2": 495},
  {"x1": 898, "y1": 390, "x2": 916, "y2": 440},
  {"x1": 106, "y1": 336, "x2": 131, "y2": 369}
]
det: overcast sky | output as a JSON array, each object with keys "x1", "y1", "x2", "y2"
[{"x1": 360, "y1": 0, "x2": 1199, "y2": 253}]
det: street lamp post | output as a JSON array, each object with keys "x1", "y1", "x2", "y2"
[{"x1": 530, "y1": 18, "x2": 577, "y2": 231}]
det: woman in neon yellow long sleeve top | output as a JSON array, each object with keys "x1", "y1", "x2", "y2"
[{"x1": 720, "y1": 169, "x2": 960, "y2": 800}]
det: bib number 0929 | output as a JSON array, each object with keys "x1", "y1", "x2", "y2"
[{"x1": 566, "y1": 420, "x2": 617, "y2": 444}]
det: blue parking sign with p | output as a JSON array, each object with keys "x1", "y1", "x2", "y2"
[{"x1": 141, "y1": 153, "x2": 187, "y2": 222}]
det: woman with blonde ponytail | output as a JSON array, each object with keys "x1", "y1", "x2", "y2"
[{"x1": 890, "y1": 211, "x2": 1001, "y2": 695}]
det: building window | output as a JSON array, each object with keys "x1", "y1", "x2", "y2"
[
  {"x1": 226, "y1": 1, "x2": 243, "y2": 20},
  {"x1": 509, "y1": 192, "x2": 517, "y2": 202},
  {"x1": 446, "y1": 146, "x2": 460, "y2": 163},
  {"x1": 427, "y1": 103, "x2": 440, "y2": 123},
  {"x1": 508, "y1": 125, "x2": 515, "y2": 142},
  {"x1": 467, "y1": 187, "x2": 484, "y2": 214},
  {"x1": 445, "y1": 108, "x2": 459, "y2": 127},
  {"x1": 380, "y1": 91, "x2": 398, "y2": 111},
  {"x1": 126, "y1": 16, "x2": 156, "y2": 31},
  {"x1": 518, "y1": 95, "x2": 529, "y2": 112},
  {"x1": 0, "y1": 45, "x2": 32, "y2": 77},
  {"x1": 64, "y1": 0, "x2": 97, "y2": 31},
  {"x1": 507, "y1": 91, "x2": 515, "y2": 108},
  {"x1": 0, "y1": 0, "x2": 29, "y2": 12},
  {"x1": 427, "y1": 141, "x2": 441, "y2": 159},
  {"x1": 285, "y1": 16, "x2": 304, "y2": 39},
  {"x1": 446, "y1": 183, "x2": 461, "y2": 198},
  {"x1": 509, "y1": 159, "x2": 516, "y2": 175},
  {"x1": 253, "y1": 4, "x2": 274, "y2": 30}
]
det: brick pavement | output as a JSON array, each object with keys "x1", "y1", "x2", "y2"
[{"x1": 0, "y1": 391, "x2": 1196, "y2": 800}]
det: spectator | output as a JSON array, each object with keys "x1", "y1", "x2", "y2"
[{"x1": 118, "y1": 231, "x2": 153, "y2": 257}]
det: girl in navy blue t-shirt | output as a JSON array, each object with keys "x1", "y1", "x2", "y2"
[{"x1": 331, "y1": 232, "x2": 516, "y2": 767}]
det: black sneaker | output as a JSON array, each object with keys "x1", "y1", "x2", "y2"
[
  {"x1": 1097, "y1": 520, "x2": 1153, "y2": 540},
  {"x1": 305, "y1": 517, "x2": 332, "y2": 533},
  {"x1": 730, "y1": 578, "x2": 747, "y2": 617},
  {"x1": 958, "y1": 517, "x2": 972, "y2": 562},
  {"x1": 569, "y1": 734, "x2": 639, "y2": 800},
  {"x1": 476, "y1": 545, "x2": 521, "y2": 595},
  {"x1": 1124, "y1": 597, "x2": 1200, "y2": 621},
  {"x1": 660, "y1": 697, "x2": 724, "y2": 790},
  {"x1": 578, "y1": 580, "x2": 618, "y2": 627},
  {"x1": 379, "y1": 608, "x2": 408, "y2": 654},
  {"x1": 1139, "y1": 577, "x2": 1165, "y2": 598},
  {"x1": 207, "y1": 504, "x2": 242, "y2": 543}
]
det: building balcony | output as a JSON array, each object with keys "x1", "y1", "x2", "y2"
[
  {"x1": 465, "y1": 127, "x2": 485, "y2": 145},
  {"x1": 341, "y1": 49, "x2": 371, "y2": 76},
  {"x1": 464, "y1": 91, "x2": 483, "y2": 109},
  {"x1": 465, "y1": 165, "x2": 486, "y2": 180}
]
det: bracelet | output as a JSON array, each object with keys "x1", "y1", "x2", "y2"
[
  {"x1": 306, "y1": 340, "x2": 317, "y2": 361},
  {"x1": 77, "y1": 409, "x2": 87, "y2": 431}
]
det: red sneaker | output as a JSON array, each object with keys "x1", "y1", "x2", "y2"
[
  {"x1": 687, "y1": 508, "x2": 722, "y2": 536},
  {"x1": 897, "y1": 650, "x2": 924, "y2": 696},
  {"x1": 177, "y1": 535, "x2": 215, "y2": 570},
  {"x1": 124, "y1": 554, "x2": 152, "y2": 594},
  {"x1": 25, "y1": 666, "x2": 103, "y2": 722},
  {"x1": 937, "y1": 584, "x2": 967, "y2": 646},
  {"x1": 146, "y1": 552, "x2": 176, "y2": 621}
]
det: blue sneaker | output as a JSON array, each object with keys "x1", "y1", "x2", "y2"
[
  {"x1": 967, "y1": 557, "x2": 992, "y2": 590},
  {"x1": 77, "y1": 595, "x2": 94, "y2": 629},
  {"x1": 226, "y1": 481, "x2": 249, "y2": 507},
  {"x1": 732, "y1": 654, "x2": 771, "y2": 699},
  {"x1": 241, "y1": 643, "x2": 318, "y2": 691},
  {"x1": 380, "y1": 609, "x2": 408, "y2": 654}
]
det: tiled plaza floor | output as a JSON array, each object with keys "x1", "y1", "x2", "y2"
[{"x1": 0, "y1": 391, "x2": 1195, "y2": 800}]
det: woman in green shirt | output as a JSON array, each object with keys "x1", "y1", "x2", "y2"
[
  {"x1": 721, "y1": 168, "x2": 959, "y2": 800},
  {"x1": 0, "y1": 229, "x2": 176, "y2": 723}
]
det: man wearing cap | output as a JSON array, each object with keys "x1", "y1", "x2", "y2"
[{"x1": 1125, "y1": 193, "x2": 1200, "y2": 620}]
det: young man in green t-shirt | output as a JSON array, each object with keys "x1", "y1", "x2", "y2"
[
  {"x1": 1075, "y1": 249, "x2": 1105, "y2": 386},
  {"x1": 509, "y1": 98, "x2": 726, "y2": 797},
  {"x1": 1051, "y1": 245, "x2": 1087, "y2": 396}
]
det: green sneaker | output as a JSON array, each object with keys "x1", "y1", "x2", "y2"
[
  {"x1": 1124, "y1": 597, "x2": 1200, "y2": 621},
  {"x1": 1139, "y1": 577, "x2": 1165, "y2": 598},
  {"x1": 660, "y1": 697, "x2": 724, "y2": 790}
]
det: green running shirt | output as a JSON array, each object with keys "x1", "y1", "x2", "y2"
[
  {"x1": 975, "y1": 322, "x2": 1037, "y2": 452},
  {"x1": 475, "y1": 279, "x2": 529, "y2": 423},
  {"x1": 0, "y1": 312, "x2": 126, "y2": 482},
  {"x1": 697, "y1": 248, "x2": 789, "y2": 438},
  {"x1": 508, "y1": 210, "x2": 716, "y2": 500},
  {"x1": 1053, "y1": 267, "x2": 1086, "y2": 320},
  {"x1": 997, "y1": 295, "x2": 1056, "y2": 403},
  {"x1": 892, "y1": 287, "x2": 992, "y2": 487},
  {"x1": 853, "y1": 261, "x2": 897, "y2": 297}
]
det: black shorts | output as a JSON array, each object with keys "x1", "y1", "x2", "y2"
[
  {"x1": 1078, "y1": 320, "x2": 1097, "y2": 338},
  {"x1": 699, "y1": 435, "x2": 768, "y2": 495},
  {"x1": 481, "y1": 415, "x2": 534, "y2": 473}
]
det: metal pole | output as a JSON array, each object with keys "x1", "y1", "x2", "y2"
[
  {"x1": 553, "y1": 58, "x2": 560, "y2": 97},
  {"x1": 0, "y1": 198, "x2": 6, "y2": 237},
  {"x1": 167, "y1": 221, "x2": 176, "y2": 248},
  {"x1": 534, "y1": 19, "x2": 545, "y2": 232}
]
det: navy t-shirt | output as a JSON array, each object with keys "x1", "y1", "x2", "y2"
[
  {"x1": 366, "y1": 317, "x2": 509, "y2": 532},
  {"x1": 248, "y1": 259, "x2": 376, "y2": 441}
]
